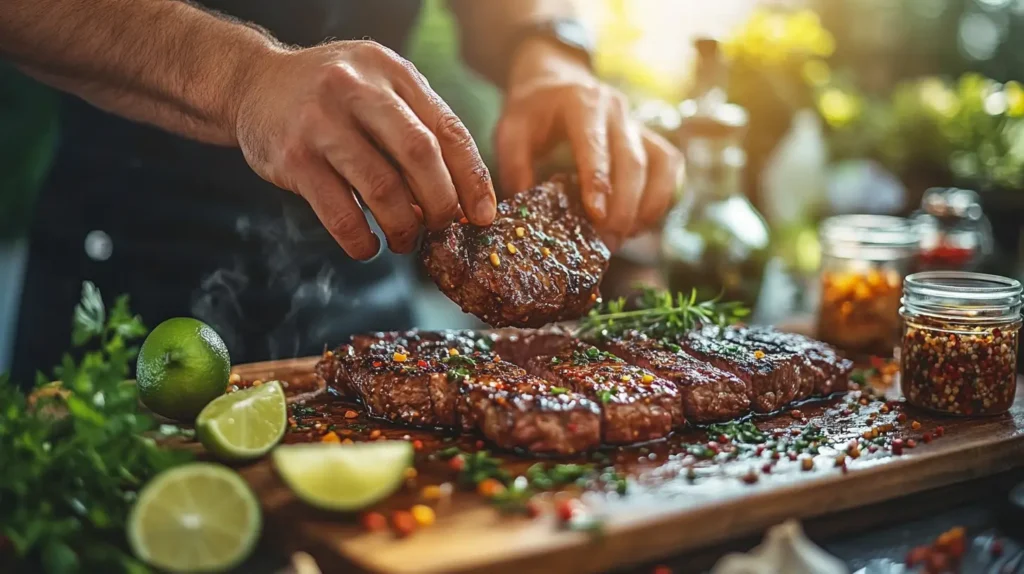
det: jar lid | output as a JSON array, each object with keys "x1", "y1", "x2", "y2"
[
  {"x1": 902, "y1": 271, "x2": 1022, "y2": 323},
  {"x1": 819, "y1": 215, "x2": 918, "y2": 260}
]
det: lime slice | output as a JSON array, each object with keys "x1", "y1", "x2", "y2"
[
  {"x1": 196, "y1": 381, "x2": 287, "y2": 461},
  {"x1": 273, "y1": 441, "x2": 414, "y2": 511},
  {"x1": 128, "y1": 463, "x2": 260, "y2": 573}
]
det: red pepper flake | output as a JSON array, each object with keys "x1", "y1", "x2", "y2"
[
  {"x1": 868, "y1": 445, "x2": 878, "y2": 453},
  {"x1": 718, "y1": 434, "x2": 730, "y2": 444},
  {"x1": 475, "y1": 440, "x2": 485, "y2": 449},
  {"x1": 922, "y1": 432, "x2": 932, "y2": 443},
  {"x1": 412, "y1": 440, "x2": 424, "y2": 451},
  {"x1": 787, "y1": 452, "x2": 797, "y2": 461},
  {"x1": 416, "y1": 359, "x2": 429, "y2": 368},
  {"x1": 897, "y1": 413, "x2": 907, "y2": 423},
  {"x1": 742, "y1": 469, "x2": 759, "y2": 484},
  {"x1": 911, "y1": 420, "x2": 921, "y2": 430},
  {"x1": 891, "y1": 439, "x2": 904, "y2": 455},
  {"x1": 707, "y1": 441, "x2": 720, "y2": 454},
  {"x1": 771, "y1": 451, "x2": 781, "y2": 460},
  {"x1": 392, "y1": 511, "x2": 417, "y2": 538},
  {"x1": 554, "y1": 499, "x2": 576, "y2": 522},
  {"x1": 369, "y1": 429, "x2": 382, "y2": 439},
  {"x1": 790, "y1": 409, "x2": 803, "y2": 419},
  {"x1": 906, "y1": 439, "x2": 917, "y2": 449},
  {"x1": 761, "y1": 463, "x2": 773, "y2": 474},
  {"x1": 935, "y1": 426, "x2": 945, "y2": 437},
  {"x1": 755, "y1": 445, "x2": 765, "y2": 456},
  {"x1": 841, "y1": 408, "x2": 853, "y2": 416},
  {"x1": 362, "y1": 512, "x2": 388, "y2": 532},
  {"x1": 448, "y1": 456, "x2": 465, "y2": 472},
  {"x1": 345, "y1": 410, "x2": 359, "y2": 419},
  {"x1": 372, "y1": 360, "x2": 383, "y2": 368}
]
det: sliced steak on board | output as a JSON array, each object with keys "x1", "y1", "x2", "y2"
[
  {"x1": 526, "y1": 342, "x2": 683, "y2": 444},
  {"x1": 679, "y1": 326, "x2": 806, "y2": 413},
  {"x1": 422, "y1": 177, "x2": 610, "y2": 327},
  {"x1": 718, "y1": 326, "x2": 854, "y2": 396},
  {"x1": 598, "y1": 333, "x2": 752, "y2": 423},
  {"x1": 319, "y1": 331, "x2": 601, "y2": 454}
]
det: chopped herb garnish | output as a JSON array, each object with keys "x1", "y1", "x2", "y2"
[
  {"x1": 447, "y1": 366, "x2": 471, "y2": 383},
  {"x1": 542, "y1": 235, "x2": 557, "y2": 247},
  {"x1": 519, "y1": 206, "x2": 530, "y2": 218},
  {"x1": 550, "y1": 386, "x2": 570, "y2": 395},
  {"x1": 597, "y1": 388, "x2": 615, "y2": 404},
  {"x1": 474, "y1": 337, "x2": 493, "y2": 352},
  {"x1": 479, "y1": 235, "x2": 493, "y2": 246},
  {"x1": 550, "y1": 356, "x2": 562, "y2": 365},
  {"x1": 665, "y1": 342, "x2": 682, "y2": 353},
  {"x1": 443, "y1": 355, "x2": 477, "y2": 368}
]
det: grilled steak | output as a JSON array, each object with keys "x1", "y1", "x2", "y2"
[
  {"x1": 718, "y1": 326, "x2": 853, "y2": 396},
  {"x1": 320, "y1": 331, "x2": 600, "y2": 454},
  {"x1": 526, "y1": 342, "x2": 682, "y2": 444},
  {"x1": 678, "y1": 326, "x2": 805, "y2": 413},
  {"x1": 598, "y1": 333, "x2": 751, "y2": 423},
  {"x1": 422, "y1": 177, "x2": 610, "y2": 327}
]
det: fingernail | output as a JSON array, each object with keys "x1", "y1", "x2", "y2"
[
  {"x1": 589, "y1": 192, "x2": 608, "y2": 222},
  {"x1": 473, "y1": 195, "x2": 496, "y2": 225}
]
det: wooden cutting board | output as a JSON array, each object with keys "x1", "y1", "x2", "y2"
[{"x1": 229, "y1": 357, "x2": 1024, "y2": 574}]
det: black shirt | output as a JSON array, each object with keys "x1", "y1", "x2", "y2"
[{"x1": 10, "y1": 0, "x2": 426, "y2": 383}]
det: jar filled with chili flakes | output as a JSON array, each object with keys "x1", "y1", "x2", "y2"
[
  {"x1": 900, "y1": 271, "x2": 1022, "y2": 416},
  {"x1": 817, "y1": 215, "x2": 918, "y2": 356}
]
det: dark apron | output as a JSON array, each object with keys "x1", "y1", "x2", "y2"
[{"x1": 10, "y1": 0, "x2": 423, "y2": 385}]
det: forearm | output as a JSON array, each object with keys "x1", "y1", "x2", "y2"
[
  {"x1": 0, "y1": 0, "x2": 283, "y2": 146},
  {"x1": 447, "y1": 0, "x2": 579, "y2": 86}
]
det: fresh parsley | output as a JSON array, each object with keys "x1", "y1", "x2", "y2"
[
  {"x1": 0, "y1": 282, "x2": 190, "y2": 573},
  {"x1": 550, "y1": 386, "x2": 569, "y2": 395},
  {"x1": 518, "y1": 206, "x2": 530, "y2": 218}
]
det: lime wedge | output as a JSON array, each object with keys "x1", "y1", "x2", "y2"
[
  {"x1": 128, "y1": 463, "x2": 260, "y2": 573},
  {"x1": 273, "y1": 441, "x2": 414, "y2": 511},
  {"x1": 196, "y1": 381, "x2": 287, "y2": 461}
]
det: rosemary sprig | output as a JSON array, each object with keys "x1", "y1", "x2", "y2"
[{"x1": 575, "y1": 287, "x2": 750, "y2": 340}]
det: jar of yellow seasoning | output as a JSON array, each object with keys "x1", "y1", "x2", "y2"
[
  {"x1": 817, "y1": 215, "x2": 917, "y2": 356},
  {"x1": 900, "y1": 271, "x2": 1022, "y2": 416}
]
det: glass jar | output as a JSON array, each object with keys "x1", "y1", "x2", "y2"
[
  {"x1": 900, "y1": 271, "x2": 1021, "y2": 416},
  {"x1": 817, "y1": 215, "x2": 917, "y2": 356},
  {"x1": 912, "y1": 187, "x2": 993, "y2": 272}
]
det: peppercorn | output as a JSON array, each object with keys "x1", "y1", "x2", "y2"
[
  {"x1": 392, "y1": 511, "x2": 417, "y2": 537},
  {"x1": 362, "y1": 512, "x2": 388, "y2": 532}
]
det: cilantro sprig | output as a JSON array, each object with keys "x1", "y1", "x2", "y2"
[
  {"x1": 575, "y1": 287, "x2": 750, "y2": 340},
  {"x1": 1, "y1": 282, "x2": 190, "y2": 573}
]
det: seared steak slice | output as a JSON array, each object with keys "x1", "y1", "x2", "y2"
[
  {"x1": 422, "y1": 177, "x2": 610, "y2": 327},
  {"x1": 722, "y1": 326, "x2": 853, "y2": 396},
  {"x1": 457, "y1": 356, "x2": 601, "y2": 454},
  {"x1": 526, "y1": 342, "x2": 682, "y2": 444},
  {"x1": 599, "y1": 333, "x2": 751, "y2": 423},
  {"x1": 679, "y1": 326, "x2": 804, "y2": 413}
]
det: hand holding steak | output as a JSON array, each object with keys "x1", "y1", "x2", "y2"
[{"x1": 422, "y1": 177, "x2": 610, "y2": 327}]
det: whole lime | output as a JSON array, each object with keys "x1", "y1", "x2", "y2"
[{"x1": 137, "y1": 317, "x2": 231, "y2": 421}]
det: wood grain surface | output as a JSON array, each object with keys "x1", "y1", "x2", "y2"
[{"x1": 225, "y1": 355, "x2": 1024, "y2": 574}]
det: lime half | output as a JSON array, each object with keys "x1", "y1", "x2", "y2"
[
  {"x1": 273, "y1": 441, "x2": 413, "y2": 511},
  {"x1": 196, "y1": 381, "x2": 287, "y2": 461},
  {"x1": 128, "y1": 463, "x2": 260, "y2": 573}
]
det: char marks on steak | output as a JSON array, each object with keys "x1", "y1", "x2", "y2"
[
  {"x1": 716, "y1": 326, "x2": 854, "y2": 396},
  {"x1": 322, "y1": 330, "x2": 600, "y2": 454},
  {"x1": 526, "y1": 342, "x2": 683, "y2": 444},
  {"x1": 599, "y1": 333, "x2": 752, "y2": 423},
  {"x1": 421, "y1": 177, "x2": 610, "y2": 327},
  {"x1": 679, "y1": 326, "x2": 805, "y2": 413}
]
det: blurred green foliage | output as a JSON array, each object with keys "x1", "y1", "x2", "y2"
[
  {"x1": 406, "y1": 0, "x2": 501, "y2": 169},
  {"x1": 0, "y1": 64, "x2": 58, "y2": 240}
]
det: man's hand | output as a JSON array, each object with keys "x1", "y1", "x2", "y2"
[
  {"x1": 236, "y1": 40, "x2": 496, "y2": 260},
  {"x1": 495, "y1": 39, "x2": 683, "y2": 251}
]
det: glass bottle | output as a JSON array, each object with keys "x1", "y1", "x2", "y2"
[
  {"x1": 912, "y1": 187, "x2": 993, "y2": 272},
  {"x1": 661, "y1": 137, "x2": 771, "y2": 307},
  {"x1": 900, "y1": 271, "x2": 1021, "y2": 416},
  {"x1": 816, "y1": 215, "x2": 917, "y2": 356}
]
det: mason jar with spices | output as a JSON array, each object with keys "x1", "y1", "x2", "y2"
[
  {"x1": 900, "y1": 271, "x2": 1021, "y2": 417},
  {"x1": 817, "y1": 215, "x2": 917, "y2": 356}
]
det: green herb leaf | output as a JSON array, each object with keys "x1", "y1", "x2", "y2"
[
  {"x1": 518, "y1": 206, "x2": 530, "y2": 218},
  {"x1": 71, "y1": 281, "x2": 105, "y2": 346},
  {"x1": 575, "y1": 287, "x2": 750, "y2": 341},
  {"x1": 550, "y1": 386, "x2": 569, "y2": 395}
]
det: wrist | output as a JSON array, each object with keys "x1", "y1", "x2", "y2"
[
  {"x1": 506, "y1": 36, "x2": 594, "y2": 88},
  {"x1": 225, "y1": 40, "x2": 288, "y2": 145}
]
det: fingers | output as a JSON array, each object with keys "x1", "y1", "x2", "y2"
[
  {"x1": 390, "y1": 65, "x2": 496, "y2": 226},
  {"x1": 355, "y1": 94, "x2": 460, "y2": 232},
  {"x1": 298, "y1": 159, "x2": 381, "y2": 260},
  {"x1": 322, "y1": 134, "x2": 422, "y2": 254},
  {"x1": 602, "y1": 98, "x2": 648, "y2": 249},
  {"x1": 494, "y1": 113, "x2": 538, "y2": 198},
  {"x1": 563, "y1": 87, "x2": 612, "y2": 224},
  {"x1": 635, "y1": 130, "x2": 684, "y2": 234}
]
